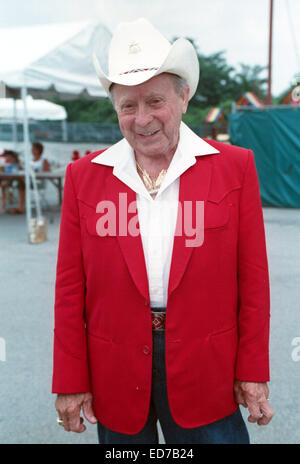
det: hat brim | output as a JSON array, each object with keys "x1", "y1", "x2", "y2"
[{"x1": 93, "y1": 37, "x2": 199, "y2": 101}]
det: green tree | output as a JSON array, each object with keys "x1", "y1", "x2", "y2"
[
  {"x1": 193, "y1": 50, "x2": 237, "y2": 108},
  {"x1": 51, "y1": 97, "x2": 117, "y2": 123},
  {"x1": 233, "y1": 63, "x2": 268, "y2": 101}
]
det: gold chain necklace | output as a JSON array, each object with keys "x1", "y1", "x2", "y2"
[{"x1": 136, "y1": 162, "x2": 167, "y2": 194}]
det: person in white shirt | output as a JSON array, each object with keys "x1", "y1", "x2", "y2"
[
  {"x1": 53, "y1": 18, "x2": 273, "y2": 444},
  {"x1": 31, "y1": 142, "x2": 50, "y2": 172}
]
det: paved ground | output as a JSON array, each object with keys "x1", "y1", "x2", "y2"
[{"x1": 0, "y1": 189, "x2": 299, "y2": 444}]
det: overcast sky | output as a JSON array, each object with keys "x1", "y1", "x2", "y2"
[{"x1": 0, "y1": 0, "x2": 299, "y2": 96}]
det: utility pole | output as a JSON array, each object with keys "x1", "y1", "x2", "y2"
[{"x1": 267, "y1": 0, "x2": 274, "y2": 105}]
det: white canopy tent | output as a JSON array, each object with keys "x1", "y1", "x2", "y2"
[
  {"x1": 0, "y1": 96, "x2": 68, "y2": 148},
  {"x1": 0, "y1": 21, "x2": 111, "y2": 240},
  {"x1": 0, "y1": 96, "x2": 67, "y2": 122}
]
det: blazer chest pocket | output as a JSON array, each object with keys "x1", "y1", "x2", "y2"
[
  {"x1": 85, "y1": 213, "x2": 117, "y2": 237},
  {"x1": 204, "y1": 188, "x2": 239, "y2": 230},
  {"x1": 204, "y1": 198, "x2": 232, "y2": 229}
]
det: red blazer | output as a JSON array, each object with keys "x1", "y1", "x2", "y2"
[{"x1": 52, "y1": 141, "x2": 270, "y2": 434}]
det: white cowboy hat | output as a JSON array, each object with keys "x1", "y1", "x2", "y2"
[{"x1": 93, "y1": 18, "x2": 199, "y2": 100}]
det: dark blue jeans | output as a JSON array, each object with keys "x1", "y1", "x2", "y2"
[{"x1": 97, "y1": 331, "x2": 250, "y2": 444}]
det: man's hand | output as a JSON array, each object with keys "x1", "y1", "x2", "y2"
[
  {"x1": 55, "y1": 392, "x2": 97, "y2": 433},
  {"x1": 234, "y1": 381, "x2": 274, "y2": 426}
]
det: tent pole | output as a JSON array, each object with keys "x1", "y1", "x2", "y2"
[
  {"x1": 267, "y1": 0, "x2": 274, "y2": 105},
  {"x1": 62, "y1": 119, "x2": 68, "y2": 142},
  {"x1": 21, "y1": 85, "x2": 32, "y2": 240},
  {"x1": 12, "y1": 99, "x2": 18, "y2": 150}
]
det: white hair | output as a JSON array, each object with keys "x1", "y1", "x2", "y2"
[{"x1": 171, "y1": 74, "x2": 189, "y2": 96}]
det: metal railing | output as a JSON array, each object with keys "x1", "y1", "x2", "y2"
[{"x1": 0, "y1": 121, "x2": 208, "y2": 144}]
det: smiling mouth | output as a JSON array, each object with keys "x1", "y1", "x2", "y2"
[{"x1": 137, "y1": 129, "x2": 160, "y2": 137}]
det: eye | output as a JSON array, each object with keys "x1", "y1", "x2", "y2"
[
  {"x1": 150, "y1": 98, "x2": 163, "y2": 105},
  {"x1": 120, "y1": 102, "x2": 135, "y2": 113}
]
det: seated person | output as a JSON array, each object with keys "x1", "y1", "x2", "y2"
[
  {"x1": 0, "y1": 151, "x2": 25, "y2": 214},
  {"x1": 31, "y1": 142, "x2": 51, "y2": 172},
  {"x1": 1, "y1": 144, "x2": 51, "y2": 214}
]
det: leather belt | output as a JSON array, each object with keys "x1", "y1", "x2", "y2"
[{"x1": 151, "y1": 308, "x2": 166, "y2": 331}]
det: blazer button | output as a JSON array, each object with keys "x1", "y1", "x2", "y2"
[{"x1": 143, "y1": 345, "x2": 151, "y2": 355}]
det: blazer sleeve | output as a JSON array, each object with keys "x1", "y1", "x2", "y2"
[
  {"x1": 52, "y1": 163, "x2": 91, "y2": 393},
  {"x1": 235, "y1": 150, "x2": 271, "y2": 382}
]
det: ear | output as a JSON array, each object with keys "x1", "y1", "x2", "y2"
[{"x1": 181, "y1": 85, "x2": 190, "y2": 114}]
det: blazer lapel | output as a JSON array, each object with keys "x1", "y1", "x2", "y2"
[
  {"x1": 104, "y1": 172, "x2": 150, "y2": 303},
  {"x1": 168, "y1": 157, "x2": 212, "y2": 299},
  {"x1": 102, "y1": 153, "x2": 213, "y2": 304}
]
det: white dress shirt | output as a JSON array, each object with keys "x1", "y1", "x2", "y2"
[{"x1": 92, "y1": 122, "x2": 219, "y2": 308}]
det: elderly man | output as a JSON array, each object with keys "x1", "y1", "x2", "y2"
[{"x1": 52, "y1": 18, "x2": 274, "y2": 444}]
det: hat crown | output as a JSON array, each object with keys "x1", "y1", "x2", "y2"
[
  {"x1": 93, "y1": 17, "x2": 199, "y2": 100},
  {"x1": 108, "y1": 18, "x2": 171, "y2": 78}
]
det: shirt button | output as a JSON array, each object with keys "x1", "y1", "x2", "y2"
[{"x1": 143, "y1": 345, "x2": 151, "y2": 355}]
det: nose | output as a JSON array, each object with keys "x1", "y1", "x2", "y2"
[{"x1": 135, "y1": 104, "x2": 153, "y2": 127}]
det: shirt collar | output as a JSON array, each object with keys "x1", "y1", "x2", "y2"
[{"x1": 91, "y1": 122, "x2": 220, "y2": 200}]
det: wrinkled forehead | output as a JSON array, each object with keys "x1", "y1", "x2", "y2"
[{"x1": 110, "y1": 73, "x2": 176, "y2": 101}]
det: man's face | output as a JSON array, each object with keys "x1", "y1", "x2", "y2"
[{"x1": 112, "y1": 73, "x2": 189, "y2": 160}]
